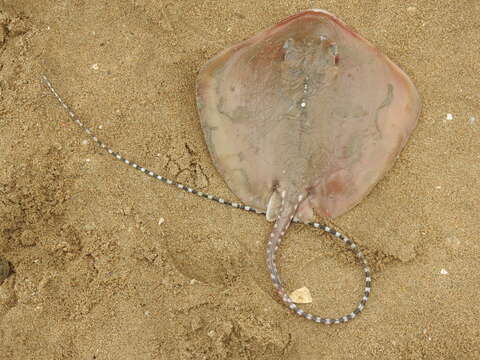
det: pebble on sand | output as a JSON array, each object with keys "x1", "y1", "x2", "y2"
[{"x1": 289, "y1": 286, "x2": 312, "y2": 304}]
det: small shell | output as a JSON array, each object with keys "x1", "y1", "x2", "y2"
[
  {"x1": 289, "y1": 286, "x2": 312, "y2": 304},
  {"x1": 0, "y1": 256, "x2": 11, "y2": 284}
]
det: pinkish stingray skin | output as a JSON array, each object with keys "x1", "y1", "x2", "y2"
[
  {"x1": 197, "y1": 9, "x2": 420, "y2": 324},
  {"x1": 197, "y1": 9, "x2": 420, "y2": 222}
]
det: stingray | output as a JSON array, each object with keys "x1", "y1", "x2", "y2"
[
  {"x1": 42, "y1": 9, "x2": 419, "y2": 325},
  {"x1": 196, "y1": 10, "x2": 420, "y2": 322}
]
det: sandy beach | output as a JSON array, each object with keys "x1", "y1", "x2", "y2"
[{"x1": 0, "y1": 1, "x2": 479, "y2": 359}]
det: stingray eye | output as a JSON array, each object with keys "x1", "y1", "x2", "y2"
[
  {"x1": 283, "y1": 38, "x2": 293, "y2": 49},
  {"x1": 329, "y1": 43, "x2": 338, "y2": 56}
]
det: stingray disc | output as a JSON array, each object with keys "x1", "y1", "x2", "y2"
[{"x1": 196, "y1": 9, "x2": 420, "y2": 219}]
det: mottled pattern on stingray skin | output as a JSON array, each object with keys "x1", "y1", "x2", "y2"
[
  {"x1": 197, "y1": 9, "x2": 419, "y2": 323},
  {"x1": 43, "y1": 76, "x2": 371, "y2": 324}
]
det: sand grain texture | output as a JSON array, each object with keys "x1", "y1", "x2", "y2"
[{"x1": 0, "y1": 1, "x2": 479, "y2": 359}]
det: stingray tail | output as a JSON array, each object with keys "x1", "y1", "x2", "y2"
[
  {"x1": 266, "y1": 193, "x2": 371, "y2": 324},
  {"x1": 266, "y1": 192, "x2": 306, "y2": 305}
]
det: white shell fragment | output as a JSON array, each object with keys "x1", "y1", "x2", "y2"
[{"x1": 289, "y1": 286, "x2": 313, "y2": 304}]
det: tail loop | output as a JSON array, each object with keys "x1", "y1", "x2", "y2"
[{"x1": 266, "y1": 195, "x2": 371, "y2": 324}]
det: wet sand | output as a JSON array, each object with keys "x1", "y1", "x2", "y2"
[{"x1": 0, "y1": 1, "x2": 479, "y2": 359}]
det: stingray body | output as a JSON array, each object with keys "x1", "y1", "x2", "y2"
[{"x1": 197, "y1": 10, "x2": 420, "y2": 322}]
